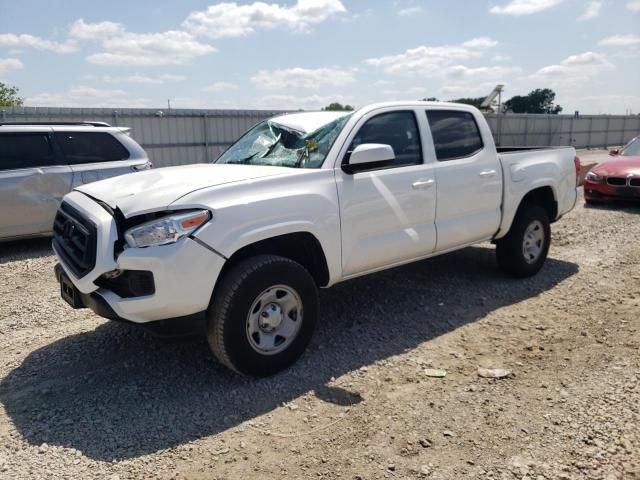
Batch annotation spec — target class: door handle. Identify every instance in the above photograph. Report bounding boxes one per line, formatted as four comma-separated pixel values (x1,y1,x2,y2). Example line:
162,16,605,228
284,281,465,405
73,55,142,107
412,178,435,189
479,169,497,178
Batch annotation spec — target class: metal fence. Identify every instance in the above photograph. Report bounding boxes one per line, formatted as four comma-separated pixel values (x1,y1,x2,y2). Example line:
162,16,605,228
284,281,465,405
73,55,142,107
485,113,640,150
2,107,639,167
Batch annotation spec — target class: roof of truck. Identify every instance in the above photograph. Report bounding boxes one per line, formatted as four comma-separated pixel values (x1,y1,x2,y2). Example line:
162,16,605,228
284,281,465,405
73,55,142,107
269,101,476,134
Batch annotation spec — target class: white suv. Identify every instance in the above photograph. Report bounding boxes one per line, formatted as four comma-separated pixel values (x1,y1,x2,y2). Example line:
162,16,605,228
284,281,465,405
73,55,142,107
0,122,151,241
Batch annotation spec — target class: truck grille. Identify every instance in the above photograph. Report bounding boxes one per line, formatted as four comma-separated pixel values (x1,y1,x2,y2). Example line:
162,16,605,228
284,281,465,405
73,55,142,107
630,178,640,187
606,177,626,186
53,202,97,278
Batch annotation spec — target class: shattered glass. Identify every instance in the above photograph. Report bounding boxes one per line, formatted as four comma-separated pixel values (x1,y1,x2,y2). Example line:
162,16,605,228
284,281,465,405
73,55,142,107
215,114,352,169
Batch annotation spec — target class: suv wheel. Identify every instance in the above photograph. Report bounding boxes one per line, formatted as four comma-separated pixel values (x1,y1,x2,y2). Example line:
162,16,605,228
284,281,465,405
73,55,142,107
207,255,318,376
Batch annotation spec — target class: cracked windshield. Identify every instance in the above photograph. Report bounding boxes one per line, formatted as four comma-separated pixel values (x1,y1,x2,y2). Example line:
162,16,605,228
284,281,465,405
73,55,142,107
215,113,352,168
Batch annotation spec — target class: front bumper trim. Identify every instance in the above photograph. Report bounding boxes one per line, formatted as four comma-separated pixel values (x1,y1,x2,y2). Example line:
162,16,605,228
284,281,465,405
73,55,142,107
54,263,206,336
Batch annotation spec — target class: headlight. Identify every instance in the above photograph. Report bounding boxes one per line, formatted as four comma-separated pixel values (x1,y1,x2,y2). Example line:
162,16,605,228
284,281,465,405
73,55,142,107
585,171,604,183
124,210,211,248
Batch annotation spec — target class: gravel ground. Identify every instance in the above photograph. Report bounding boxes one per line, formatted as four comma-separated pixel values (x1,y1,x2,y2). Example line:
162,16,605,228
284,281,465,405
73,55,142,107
0,188,638,480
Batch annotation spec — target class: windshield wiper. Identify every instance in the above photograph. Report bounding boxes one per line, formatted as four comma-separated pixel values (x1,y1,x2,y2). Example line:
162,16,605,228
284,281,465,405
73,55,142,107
260,133,282,159
225,151,260,164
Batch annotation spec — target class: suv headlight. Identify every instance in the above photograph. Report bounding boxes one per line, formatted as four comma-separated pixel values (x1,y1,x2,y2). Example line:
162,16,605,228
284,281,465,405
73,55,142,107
124,210,211,248
585,171,604,183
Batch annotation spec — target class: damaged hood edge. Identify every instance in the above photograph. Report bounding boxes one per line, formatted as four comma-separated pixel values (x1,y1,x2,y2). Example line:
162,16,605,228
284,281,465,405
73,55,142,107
74,163,297,217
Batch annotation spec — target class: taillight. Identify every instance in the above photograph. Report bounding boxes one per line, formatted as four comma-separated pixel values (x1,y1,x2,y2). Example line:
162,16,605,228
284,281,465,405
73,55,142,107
574,155,581,186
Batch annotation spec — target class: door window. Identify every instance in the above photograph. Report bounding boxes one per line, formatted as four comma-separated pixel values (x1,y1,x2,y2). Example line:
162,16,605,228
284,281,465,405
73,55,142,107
348,111,422,168
0,133,54,170
426,110,484,161
55,132,129,164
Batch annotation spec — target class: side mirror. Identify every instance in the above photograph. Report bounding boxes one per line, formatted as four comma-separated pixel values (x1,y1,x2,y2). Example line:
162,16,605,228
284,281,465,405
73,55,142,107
609,148,620,156
342,144,395,174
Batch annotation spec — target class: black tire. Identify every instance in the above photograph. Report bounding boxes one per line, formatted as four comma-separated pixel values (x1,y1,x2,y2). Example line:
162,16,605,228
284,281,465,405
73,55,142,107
207,254,318,376
496,203,551,278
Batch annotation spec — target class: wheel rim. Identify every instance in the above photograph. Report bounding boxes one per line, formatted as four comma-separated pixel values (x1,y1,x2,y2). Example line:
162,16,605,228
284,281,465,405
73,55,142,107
522,220,545,264
246,285,303,355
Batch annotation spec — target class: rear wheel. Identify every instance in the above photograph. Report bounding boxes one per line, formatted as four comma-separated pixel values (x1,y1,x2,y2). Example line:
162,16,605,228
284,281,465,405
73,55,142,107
496,203,551,278
207,255,318,376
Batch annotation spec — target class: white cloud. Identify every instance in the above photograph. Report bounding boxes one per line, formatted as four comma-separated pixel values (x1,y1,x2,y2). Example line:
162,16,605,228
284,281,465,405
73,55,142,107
441,66,521,97
0,33,76,53
462,37,499,49
256,93,352,110
446,65,522,81
577,0,602,20
182,0,347,38
0,58,24,76
100,73,187,84
364,37,499,77
168,97,203,108
102,75,158,84
251,67,356,89
202,81,239,92
85,29,216,66
599,34,640,46
161,74,187,82
69,19,125,39
531,51,614,84
25,86,152,107
626,0,640,12
67,19,216,66
490,0,563,16
397,6,422,16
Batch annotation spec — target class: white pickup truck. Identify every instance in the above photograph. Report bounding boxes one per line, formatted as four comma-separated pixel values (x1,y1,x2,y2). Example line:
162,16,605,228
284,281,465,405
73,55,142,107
53,102,579,376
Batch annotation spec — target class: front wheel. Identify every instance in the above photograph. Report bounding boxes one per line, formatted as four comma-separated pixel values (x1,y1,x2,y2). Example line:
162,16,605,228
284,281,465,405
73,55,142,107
207,255,318,376
496,203,551,278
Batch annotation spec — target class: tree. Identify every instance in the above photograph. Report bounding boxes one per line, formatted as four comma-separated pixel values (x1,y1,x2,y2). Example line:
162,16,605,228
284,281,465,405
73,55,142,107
503,88,562,114
421,97,439,101
0,82,24,107
448,97,486,108
322,102,354,111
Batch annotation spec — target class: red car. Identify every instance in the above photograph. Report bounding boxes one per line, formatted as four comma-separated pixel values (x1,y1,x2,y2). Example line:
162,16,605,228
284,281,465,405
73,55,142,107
584,135,640,203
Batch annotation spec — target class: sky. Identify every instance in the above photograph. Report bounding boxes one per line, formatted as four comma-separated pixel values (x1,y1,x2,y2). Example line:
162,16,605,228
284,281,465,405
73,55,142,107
0,0,639,114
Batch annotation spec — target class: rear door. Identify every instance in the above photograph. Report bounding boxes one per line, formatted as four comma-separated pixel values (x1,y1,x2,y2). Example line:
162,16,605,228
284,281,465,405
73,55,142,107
0,130,73,239
424,109,502,251
54,130,147,188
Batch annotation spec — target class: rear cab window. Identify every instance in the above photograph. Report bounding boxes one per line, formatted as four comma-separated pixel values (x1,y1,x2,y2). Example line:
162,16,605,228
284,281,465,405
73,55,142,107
425,110,484,161
54,132,130,164
0,133,55,170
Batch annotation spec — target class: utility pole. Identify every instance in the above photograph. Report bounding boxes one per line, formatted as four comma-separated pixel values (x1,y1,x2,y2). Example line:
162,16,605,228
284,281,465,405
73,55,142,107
167,99,171,110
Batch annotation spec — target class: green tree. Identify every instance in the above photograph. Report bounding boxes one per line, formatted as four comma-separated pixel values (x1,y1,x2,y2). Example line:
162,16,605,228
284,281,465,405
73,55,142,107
503,88,562,114
0,82,24,107
448,97,486,108
421,97,439,101
322,102,354,111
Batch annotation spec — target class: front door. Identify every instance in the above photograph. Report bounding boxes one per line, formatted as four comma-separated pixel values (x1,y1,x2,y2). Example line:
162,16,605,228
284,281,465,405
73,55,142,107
336,109,437,277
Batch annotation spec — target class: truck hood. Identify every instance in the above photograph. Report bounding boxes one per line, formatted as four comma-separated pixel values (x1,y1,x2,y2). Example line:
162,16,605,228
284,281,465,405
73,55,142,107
75,163,295,217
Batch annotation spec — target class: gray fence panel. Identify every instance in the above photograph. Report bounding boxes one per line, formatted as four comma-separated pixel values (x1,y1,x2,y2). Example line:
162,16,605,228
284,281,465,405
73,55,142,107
2,107,639,168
